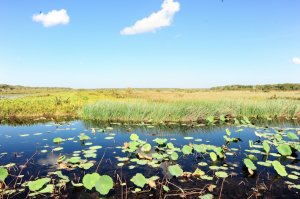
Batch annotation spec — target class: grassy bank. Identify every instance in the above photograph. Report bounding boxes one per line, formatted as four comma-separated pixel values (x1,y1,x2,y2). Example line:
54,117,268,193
81,99,300,122
1,88,300,122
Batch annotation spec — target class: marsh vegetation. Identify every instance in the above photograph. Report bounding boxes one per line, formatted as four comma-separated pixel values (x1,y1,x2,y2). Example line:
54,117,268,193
1,85,300,123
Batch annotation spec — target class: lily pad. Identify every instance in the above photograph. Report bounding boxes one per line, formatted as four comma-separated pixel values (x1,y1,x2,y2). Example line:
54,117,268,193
210,152,217,162
277,144,292,156
83,173,100,190
28,178,51,192
272,160,288,177
130,173,148,188
53,137,63,144
153,138,167,145
168,164,183,177
244,158,257,170
141,143,151,152
0,167,8,182
95,175,114,195
182,145,193,155
130,134,139,141
215,171,228,178
287,132,299,140
170,152,179,161
263,140,270,154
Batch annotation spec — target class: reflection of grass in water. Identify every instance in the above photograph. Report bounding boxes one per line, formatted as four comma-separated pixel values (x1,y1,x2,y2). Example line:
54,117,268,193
0,89,299,121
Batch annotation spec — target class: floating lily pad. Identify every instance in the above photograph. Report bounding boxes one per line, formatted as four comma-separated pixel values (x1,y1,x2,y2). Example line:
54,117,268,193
83,173,100,190
0,167,8,182
130,134,139,141
130,173,148,188
168,164,183,177
272,160,288,177
287,132,299,140
28,178,51,192
210,152,217,162
95,175,114,195
263,140,270,154
244,158,257,170
215,171,228,178
153,138,167,145
141,143,151,152
182,145,193,155
53,137,63,143
170,152,179,161
277,144,292,156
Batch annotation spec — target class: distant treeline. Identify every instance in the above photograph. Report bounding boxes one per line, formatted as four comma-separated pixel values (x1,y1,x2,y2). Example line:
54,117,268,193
1,83,300,92
0,84,72,90
0,84,72,93
211,84,300,91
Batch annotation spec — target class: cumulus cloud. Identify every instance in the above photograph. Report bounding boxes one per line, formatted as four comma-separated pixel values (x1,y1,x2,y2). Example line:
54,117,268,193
292,57,300,65
120,0,180,35
32,9,70,27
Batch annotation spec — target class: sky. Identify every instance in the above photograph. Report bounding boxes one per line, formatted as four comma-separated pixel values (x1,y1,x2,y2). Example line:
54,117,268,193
0,0,300,88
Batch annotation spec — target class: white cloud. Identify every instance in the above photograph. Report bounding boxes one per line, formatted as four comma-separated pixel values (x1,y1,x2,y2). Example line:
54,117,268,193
292,57,300,65
120,0,180,35
32,9,70,27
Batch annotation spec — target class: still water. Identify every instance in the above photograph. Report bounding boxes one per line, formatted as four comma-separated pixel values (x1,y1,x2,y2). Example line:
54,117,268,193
0,120,299,198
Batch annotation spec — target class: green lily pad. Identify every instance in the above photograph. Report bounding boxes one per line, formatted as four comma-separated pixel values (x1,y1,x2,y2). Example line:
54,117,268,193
277,144,292,156
130,173,148,188
263,140,270,154
130,134,139,141
193,144,206,153
272,160,287,176
170,152,179,161
141,143,151,152
68,157,81,164
83,173,100,190
168,164,183,177
163,185,170,192
95,175,114,195
53,137,63,143
0,167,8,182
167,143,174,149
79,162,94,170
244,158,257,170
287,132,299,140
28,178,51,192
199,193,214,199
193,168,205,176
215,171,228,178
210,152,217,162
79,134,91,141
153,138,167,145
182,145,193,155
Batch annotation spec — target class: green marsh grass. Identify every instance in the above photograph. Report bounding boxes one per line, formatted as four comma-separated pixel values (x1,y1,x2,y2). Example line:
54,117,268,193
81,99,300,122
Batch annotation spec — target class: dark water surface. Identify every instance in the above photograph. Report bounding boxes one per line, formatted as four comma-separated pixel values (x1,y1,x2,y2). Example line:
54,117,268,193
0,121,299,198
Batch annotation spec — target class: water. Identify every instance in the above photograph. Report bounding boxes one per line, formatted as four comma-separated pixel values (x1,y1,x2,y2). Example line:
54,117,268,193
0,120,299,198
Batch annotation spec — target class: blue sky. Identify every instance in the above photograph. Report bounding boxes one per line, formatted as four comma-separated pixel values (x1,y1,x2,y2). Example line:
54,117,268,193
1,0,300,88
